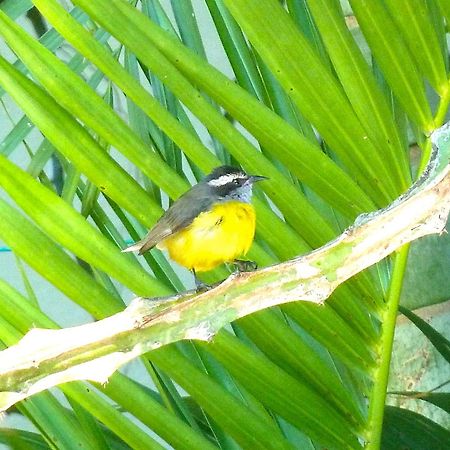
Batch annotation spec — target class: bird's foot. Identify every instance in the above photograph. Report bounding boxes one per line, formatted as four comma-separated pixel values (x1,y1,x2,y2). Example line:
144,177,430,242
195,279,212,292
231,259,258,273
192,270,212,292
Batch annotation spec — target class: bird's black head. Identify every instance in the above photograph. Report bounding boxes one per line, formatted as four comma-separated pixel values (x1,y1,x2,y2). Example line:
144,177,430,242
203,166,267,203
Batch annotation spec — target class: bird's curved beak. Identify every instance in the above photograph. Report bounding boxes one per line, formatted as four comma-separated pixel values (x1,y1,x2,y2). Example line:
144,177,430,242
249,175,268,183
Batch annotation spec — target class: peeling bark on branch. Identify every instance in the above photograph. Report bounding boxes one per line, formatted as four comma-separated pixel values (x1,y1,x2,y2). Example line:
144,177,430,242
0,123,449,412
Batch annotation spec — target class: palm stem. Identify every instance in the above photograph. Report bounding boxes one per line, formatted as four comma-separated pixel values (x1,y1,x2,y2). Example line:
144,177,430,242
366,244,410,448
418,78,450,174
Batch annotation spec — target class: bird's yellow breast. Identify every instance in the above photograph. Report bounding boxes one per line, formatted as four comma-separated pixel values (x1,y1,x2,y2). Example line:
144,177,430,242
158,201,256,272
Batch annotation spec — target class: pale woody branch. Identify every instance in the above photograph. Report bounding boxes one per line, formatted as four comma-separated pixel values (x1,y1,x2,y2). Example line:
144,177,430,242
0,123,449,413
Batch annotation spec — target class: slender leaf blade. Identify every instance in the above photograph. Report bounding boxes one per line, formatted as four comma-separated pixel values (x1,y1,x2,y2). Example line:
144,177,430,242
0,200,122,317
384,0,448,95
0,155,169,297
398,305,450,363
382,406,450,449
349,0,434,131
149,345,295,450
223,0,397,205
306,0,411,193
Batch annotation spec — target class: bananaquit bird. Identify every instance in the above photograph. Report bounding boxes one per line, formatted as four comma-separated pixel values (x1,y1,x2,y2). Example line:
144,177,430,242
123,166,266,279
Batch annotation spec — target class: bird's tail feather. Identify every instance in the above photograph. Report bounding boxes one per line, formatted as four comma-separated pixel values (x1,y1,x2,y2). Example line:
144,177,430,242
122,239,155,255
121,242,142,253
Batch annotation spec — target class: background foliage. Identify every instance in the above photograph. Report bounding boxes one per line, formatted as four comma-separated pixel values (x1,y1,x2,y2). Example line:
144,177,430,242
0,0,449,449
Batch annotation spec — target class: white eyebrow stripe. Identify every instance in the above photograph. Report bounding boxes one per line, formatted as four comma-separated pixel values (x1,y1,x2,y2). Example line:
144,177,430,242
207,173,245,186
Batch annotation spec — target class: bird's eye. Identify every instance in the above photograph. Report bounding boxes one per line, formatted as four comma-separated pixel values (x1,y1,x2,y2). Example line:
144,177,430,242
233,179,240,185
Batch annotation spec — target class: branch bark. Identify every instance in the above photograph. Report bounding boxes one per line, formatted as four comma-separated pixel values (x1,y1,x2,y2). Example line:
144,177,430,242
0,123,449,412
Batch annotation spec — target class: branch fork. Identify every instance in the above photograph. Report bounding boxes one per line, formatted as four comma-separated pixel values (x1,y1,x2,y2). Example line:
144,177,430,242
0,123,449,412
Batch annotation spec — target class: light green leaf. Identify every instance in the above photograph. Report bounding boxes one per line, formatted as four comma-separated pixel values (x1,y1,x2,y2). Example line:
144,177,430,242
383,0,448,96
0,54,163,229
0,200,123,318
223,0,398,205
0,0,33,19
204,330,362,449
306,0,411,193
0,155,169,297
348,0,434,131
149,346,295,450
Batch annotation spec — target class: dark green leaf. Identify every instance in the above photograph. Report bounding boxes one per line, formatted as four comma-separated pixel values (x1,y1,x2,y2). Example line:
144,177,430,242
398,305,450,364
382,405,450,449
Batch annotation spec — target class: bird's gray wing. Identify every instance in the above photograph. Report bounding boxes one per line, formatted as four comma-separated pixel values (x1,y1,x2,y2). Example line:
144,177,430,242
124,184,214,255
